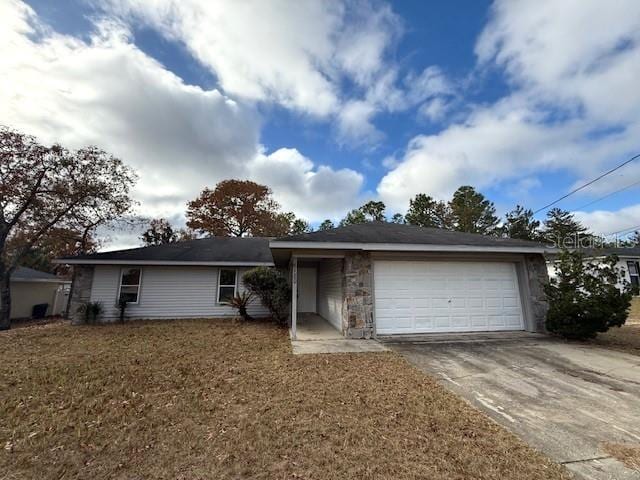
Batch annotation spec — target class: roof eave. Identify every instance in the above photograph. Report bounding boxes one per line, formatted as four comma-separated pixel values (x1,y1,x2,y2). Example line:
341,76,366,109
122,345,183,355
52,259,275,267
12,278,71,284
269,240,547,254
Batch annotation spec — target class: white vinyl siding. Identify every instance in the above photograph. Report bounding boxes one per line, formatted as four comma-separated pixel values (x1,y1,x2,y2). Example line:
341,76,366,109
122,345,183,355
317,259,343,331
548,257,640,294
374,260,524,334
90,265,269,321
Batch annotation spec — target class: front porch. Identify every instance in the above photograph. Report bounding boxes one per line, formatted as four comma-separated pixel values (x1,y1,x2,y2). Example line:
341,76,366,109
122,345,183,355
283,252,374,341
292,312,388,354
295,313,342,341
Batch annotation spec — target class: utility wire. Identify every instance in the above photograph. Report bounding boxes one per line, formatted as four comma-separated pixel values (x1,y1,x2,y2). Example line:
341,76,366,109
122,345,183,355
533,152,640,214
607,223,640,236
572,178,640,211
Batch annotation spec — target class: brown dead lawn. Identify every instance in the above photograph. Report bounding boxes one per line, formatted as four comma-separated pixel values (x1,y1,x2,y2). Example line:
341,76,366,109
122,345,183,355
603,443,640,470
591,324,640,356
629,297,640,322
0,319,570,480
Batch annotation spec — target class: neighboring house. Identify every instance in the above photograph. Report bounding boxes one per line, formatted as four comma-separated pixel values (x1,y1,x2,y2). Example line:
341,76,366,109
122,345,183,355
4,267,70,319
546,247,640,293
58,223,550,339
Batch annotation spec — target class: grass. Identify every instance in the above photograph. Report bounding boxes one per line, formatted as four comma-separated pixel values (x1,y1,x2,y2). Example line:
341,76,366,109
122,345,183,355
0,319,570,480
629,297,640,322
591,324,640,356
603,443,640,470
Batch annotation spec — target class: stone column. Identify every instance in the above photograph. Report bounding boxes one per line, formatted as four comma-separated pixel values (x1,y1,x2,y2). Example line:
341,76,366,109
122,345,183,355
524,254,549,333
69,265,94,325
342,252,374,338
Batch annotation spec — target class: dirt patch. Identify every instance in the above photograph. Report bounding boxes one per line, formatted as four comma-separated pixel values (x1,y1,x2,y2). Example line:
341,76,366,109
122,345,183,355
591,324,640,356
0,319,570,480
603,443,640,470
628,297,640,324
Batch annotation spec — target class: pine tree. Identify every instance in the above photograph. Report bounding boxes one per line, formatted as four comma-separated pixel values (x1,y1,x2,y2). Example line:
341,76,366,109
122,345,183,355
543,208,589,248
318,219,335,230
339,201,386,226
391,213,405,224
404,193,453,229
503,205,541,241
449,186,499,235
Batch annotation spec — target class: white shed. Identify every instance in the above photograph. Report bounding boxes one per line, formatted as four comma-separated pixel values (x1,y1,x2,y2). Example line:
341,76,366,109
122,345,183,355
5,267,70,319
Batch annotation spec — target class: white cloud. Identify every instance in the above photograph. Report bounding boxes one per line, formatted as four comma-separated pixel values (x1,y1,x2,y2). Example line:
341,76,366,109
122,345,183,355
419,97,449,122
99,0,402,119
405,66,454,105
336,100,382,146
248,148,364,220
378,97,585,211
476,0,640,126
379,0,640,212
98,0,454,146
574,204,640,236
335,65,455,146
0,3,259,221
1,0,366,240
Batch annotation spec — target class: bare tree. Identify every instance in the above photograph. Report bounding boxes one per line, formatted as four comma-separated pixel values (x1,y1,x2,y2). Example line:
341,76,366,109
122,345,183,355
0,127,137,329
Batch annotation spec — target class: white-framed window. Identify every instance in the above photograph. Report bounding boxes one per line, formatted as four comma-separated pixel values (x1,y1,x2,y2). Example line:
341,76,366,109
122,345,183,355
628,261,640,292
118,267,142,304
217,268,237,304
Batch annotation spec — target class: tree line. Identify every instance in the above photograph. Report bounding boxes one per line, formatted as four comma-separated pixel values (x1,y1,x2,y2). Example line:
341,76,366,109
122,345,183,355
141,181,623,249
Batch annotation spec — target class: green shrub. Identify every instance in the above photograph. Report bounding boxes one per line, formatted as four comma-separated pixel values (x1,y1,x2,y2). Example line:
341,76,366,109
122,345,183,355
242,267,291,325
545,250,633,339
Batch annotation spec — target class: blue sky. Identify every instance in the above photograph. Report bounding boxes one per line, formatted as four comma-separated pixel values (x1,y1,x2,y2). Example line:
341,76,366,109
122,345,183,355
3,0,640,246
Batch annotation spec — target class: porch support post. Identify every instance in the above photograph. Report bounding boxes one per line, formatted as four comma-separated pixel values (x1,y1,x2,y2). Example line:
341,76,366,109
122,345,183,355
291,255,298,340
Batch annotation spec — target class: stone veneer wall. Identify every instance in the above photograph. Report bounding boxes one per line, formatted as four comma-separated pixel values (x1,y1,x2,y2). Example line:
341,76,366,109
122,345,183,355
523,254,549,333
342,252,374,338
69,265,94,325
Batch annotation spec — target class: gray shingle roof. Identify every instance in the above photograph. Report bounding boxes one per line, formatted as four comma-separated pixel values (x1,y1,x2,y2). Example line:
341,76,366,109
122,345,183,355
273,222,546,249
58,237,274,265
12,266,64,282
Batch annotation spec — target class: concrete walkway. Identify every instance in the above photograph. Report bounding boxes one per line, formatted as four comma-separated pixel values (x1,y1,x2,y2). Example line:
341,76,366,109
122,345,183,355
295,313,343,340
292,313,388,354
388,335,640,480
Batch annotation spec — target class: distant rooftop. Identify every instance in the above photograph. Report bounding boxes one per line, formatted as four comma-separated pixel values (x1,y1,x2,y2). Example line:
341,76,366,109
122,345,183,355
12,266,66,282
551,246,640,258
57,237,274,265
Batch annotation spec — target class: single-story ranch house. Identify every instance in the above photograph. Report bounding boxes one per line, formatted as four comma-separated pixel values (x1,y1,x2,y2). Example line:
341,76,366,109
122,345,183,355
547,246,640,292
57,222,550,339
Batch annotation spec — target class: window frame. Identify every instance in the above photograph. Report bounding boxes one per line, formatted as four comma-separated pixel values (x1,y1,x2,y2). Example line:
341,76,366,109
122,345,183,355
217,268,238,304
118,267,142,305
628,260,640,290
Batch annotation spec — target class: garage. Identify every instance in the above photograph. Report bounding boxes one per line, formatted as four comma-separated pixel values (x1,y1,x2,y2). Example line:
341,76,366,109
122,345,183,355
374,260,525,335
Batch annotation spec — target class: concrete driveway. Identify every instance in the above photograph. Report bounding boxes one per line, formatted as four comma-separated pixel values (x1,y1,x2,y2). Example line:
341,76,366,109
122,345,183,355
387,334,640,480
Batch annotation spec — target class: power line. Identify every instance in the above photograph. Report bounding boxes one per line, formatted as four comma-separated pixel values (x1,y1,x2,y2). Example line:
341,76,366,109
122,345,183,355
607,223,640,236
572,178,640,211
533,152,640,214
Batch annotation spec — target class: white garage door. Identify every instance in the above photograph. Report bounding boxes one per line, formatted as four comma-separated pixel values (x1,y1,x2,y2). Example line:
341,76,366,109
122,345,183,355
374,261,525,335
